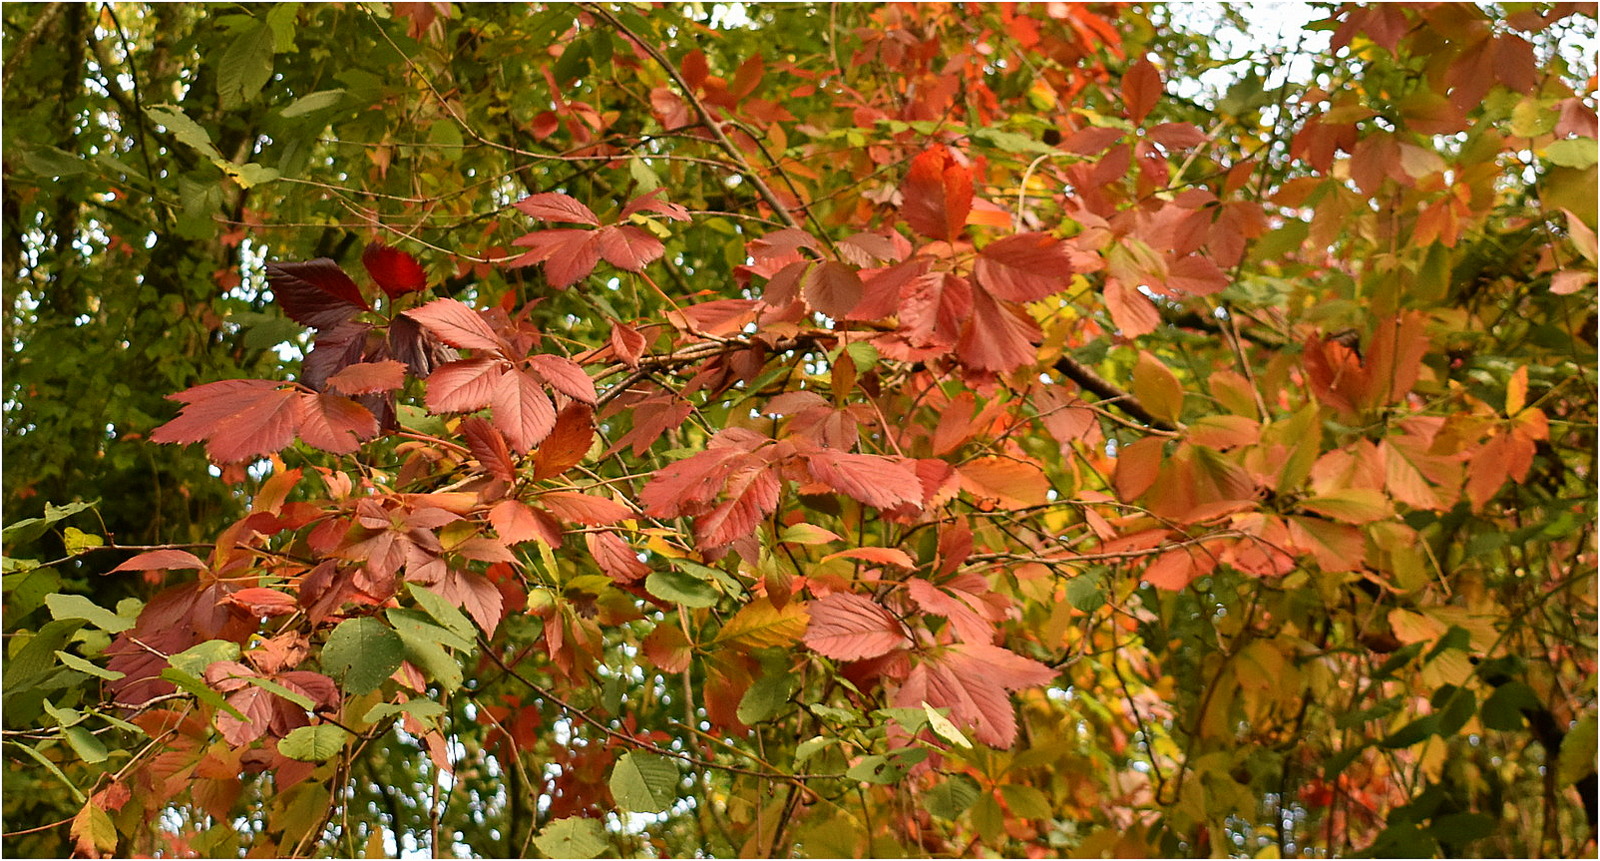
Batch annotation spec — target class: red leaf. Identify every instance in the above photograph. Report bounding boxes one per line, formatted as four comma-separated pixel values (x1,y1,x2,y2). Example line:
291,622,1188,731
492,368,557,453
805,450,925,510
906,577,996,643
609,321,647,369
489,499,563,546
226,587,299,617
802,592,911,660
640,447,747,516
425,358,505,413
1104,279,1160,337
532,403,595,480
897,643,1055,748
957,456,1051,509
898,271,971,347
901,146,973,242
586,530,649,583
538,490,632,526
823,547,916,569
295,392,378,454
153,380,300,464
509,229,601,288
1123,58,1162,125
801,261,864,318
1143,548,1198,591
1165,254,1228,296
643,622,692,673
111,549,206,572
213,685,276,746
514,192,599,226
267,259,371,330
974,233,1075,302
694,464,781,549
324,360,407,395
956,288,1041,373
362,243,428,298
302,322,374,392
462,417,517,482
620,188,691,222
525,354,598,404
404,298,504,353
433,568,505,635
595,224,665,272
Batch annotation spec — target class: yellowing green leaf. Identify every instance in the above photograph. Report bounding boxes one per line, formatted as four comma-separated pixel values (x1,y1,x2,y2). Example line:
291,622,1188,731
1131,350,1184,424
714,597,808,649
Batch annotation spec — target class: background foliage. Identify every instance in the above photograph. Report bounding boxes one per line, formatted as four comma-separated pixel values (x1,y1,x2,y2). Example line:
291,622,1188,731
3,2,1597,858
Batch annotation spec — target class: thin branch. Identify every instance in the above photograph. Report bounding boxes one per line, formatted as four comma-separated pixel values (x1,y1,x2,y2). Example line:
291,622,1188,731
1054,353,1181,432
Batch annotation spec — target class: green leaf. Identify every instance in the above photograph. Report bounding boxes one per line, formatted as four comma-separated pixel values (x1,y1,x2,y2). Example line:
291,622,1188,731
794,736,836,765
18,146,90,178
393,620,465,690
280,88,345,118
387,608,475,652
265,3,299,51
1066,572,1103,613
924,774,981,819
217,21,276,109
408,583,479,640
1557,712,1597,786
971,126,1057,155
1510,98,1556,138
629,156,661,191
144,105,221,158
64,726,108,764
4,567,61,622
970,792,1005,843
218,161,281,188
62,527,103,556
845,754,897,784
278,724,350,762
645,569,719,608
736,671,796,724
609,751,679,813
362,699,447,725
53,651,124,681
9,741,85,802
167,639,242,678
1547,138,1599,169
533,816,607,859
1380,714,1437,749
45,593,133,633
999,784,1053,820
322,618,405,695
157,668,245,719
243,675,315,711
1131,351,1184,424
3,619,86,690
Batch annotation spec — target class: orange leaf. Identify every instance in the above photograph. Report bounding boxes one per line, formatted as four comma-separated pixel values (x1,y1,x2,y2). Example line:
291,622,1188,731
958,456,1050,509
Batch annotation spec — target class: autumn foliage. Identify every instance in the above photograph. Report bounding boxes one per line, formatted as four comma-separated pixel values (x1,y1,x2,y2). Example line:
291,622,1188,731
3,2,1597,858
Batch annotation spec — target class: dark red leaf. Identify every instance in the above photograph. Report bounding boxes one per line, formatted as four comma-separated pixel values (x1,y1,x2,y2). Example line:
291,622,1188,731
267,259,371,330
532,402,595,480
404,298,505,353
492,368,557,453
900,146,973,242
388,314,458,379
801,261,864,318
362,243,428,298
803,592,910,660
514,192,600,226
1123,58,1162,125
302,322,374,392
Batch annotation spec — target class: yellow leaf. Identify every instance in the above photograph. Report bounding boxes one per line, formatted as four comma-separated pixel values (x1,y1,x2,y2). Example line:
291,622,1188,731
713,597,808,650
1131,350,1184,424
1505,365,1528,416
